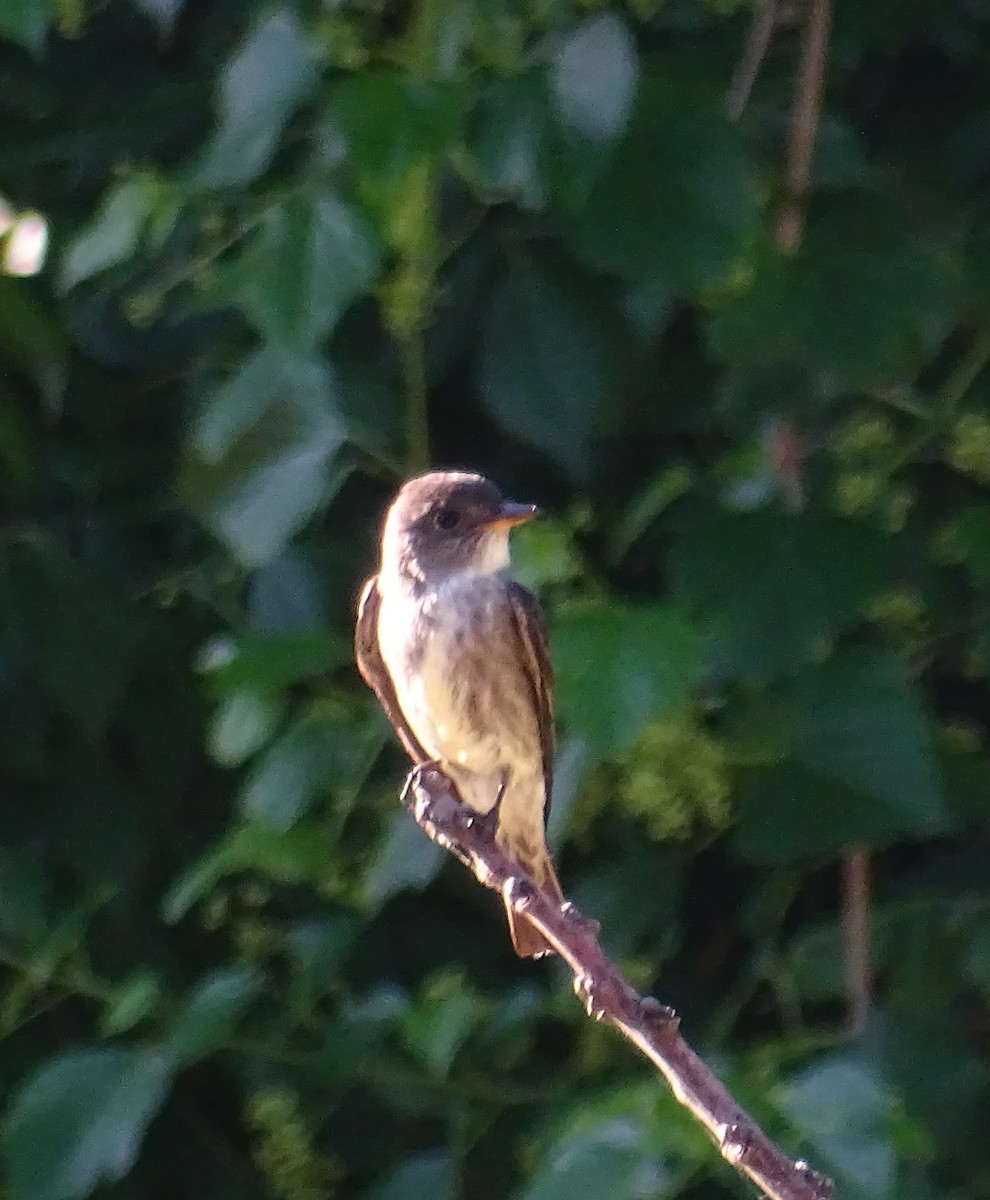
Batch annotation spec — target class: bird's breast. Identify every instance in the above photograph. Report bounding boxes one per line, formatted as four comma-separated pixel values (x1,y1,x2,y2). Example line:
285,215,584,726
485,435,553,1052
377,574,539,797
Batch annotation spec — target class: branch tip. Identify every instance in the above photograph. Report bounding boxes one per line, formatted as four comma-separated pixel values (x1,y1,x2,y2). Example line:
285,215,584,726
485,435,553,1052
398,766,833,1200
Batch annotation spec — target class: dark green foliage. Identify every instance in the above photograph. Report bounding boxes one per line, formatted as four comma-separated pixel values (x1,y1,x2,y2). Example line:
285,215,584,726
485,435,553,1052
0,2,989,1199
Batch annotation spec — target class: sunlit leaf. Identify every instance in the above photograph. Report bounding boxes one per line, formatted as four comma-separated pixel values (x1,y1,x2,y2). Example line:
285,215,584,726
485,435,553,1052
365,1152,457,1200
779,1055,896,1200
364,812,445,906
60,178,155,292
207,688,283,766
521,1117,674,1200
237,193,381,350
3,1048,173,1200
186,347,345,566
195,9,316,187
551,13,638,144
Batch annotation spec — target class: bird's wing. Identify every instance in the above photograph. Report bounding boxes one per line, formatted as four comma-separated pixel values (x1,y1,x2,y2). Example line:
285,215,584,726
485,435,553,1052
506,582,555,821
355,575,430,765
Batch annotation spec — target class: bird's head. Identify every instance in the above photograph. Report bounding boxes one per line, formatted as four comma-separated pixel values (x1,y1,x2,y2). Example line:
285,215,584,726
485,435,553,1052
381,471,537,585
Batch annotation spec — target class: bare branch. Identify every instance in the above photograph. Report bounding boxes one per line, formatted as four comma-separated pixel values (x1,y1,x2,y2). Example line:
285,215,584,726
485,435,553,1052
776,0,833,252
842,846,872,1034
726,0,779,122
402,765,833,1200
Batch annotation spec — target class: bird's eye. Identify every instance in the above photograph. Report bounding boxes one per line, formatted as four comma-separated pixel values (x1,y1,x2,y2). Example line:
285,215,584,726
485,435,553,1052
434,506,459,531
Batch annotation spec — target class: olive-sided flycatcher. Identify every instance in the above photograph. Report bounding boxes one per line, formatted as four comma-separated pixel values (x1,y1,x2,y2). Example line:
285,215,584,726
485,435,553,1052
355,471,563,957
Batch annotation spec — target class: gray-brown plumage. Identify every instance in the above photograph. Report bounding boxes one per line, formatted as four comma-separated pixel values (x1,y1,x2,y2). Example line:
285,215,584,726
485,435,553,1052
355,471,563,957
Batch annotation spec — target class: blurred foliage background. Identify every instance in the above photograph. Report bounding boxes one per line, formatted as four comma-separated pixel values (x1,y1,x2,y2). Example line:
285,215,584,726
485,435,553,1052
1,1,990,1198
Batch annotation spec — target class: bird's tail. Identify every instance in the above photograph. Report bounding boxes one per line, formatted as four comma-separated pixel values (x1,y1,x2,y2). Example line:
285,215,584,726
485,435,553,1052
504,851,564,959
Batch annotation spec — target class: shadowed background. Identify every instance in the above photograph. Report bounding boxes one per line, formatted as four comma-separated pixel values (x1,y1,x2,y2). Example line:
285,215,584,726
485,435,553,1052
0,2,988,1199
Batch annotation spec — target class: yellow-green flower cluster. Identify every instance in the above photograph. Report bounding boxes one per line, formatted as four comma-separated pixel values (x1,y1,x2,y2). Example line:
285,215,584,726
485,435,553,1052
247,1089,336,1200
831,412,913,530
618,716,730,840
948,413,990,485
864,589,927,642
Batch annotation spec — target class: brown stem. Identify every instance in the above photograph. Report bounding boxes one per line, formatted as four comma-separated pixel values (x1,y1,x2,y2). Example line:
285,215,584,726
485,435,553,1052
402,766,833,1200
726,0,779,121
776,0,832,252
841,846,872,1034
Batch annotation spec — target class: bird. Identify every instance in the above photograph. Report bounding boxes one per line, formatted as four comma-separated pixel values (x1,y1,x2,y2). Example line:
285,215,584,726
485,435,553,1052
354,470,563,958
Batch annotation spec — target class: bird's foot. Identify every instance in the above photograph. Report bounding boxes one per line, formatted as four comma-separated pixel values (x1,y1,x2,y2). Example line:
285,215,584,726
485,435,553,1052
463,766,510,841
466,807,500,840
399,760,446,809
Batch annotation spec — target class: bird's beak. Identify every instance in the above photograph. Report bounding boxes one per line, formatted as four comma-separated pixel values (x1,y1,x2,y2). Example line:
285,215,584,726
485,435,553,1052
484,501,539,532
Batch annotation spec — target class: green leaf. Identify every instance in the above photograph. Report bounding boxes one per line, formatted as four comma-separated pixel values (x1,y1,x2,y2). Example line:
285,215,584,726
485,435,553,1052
671,510,895,681
100,973,161,1037
60,177,155,292
239,717,333,830
558,74,758,292
247,550,329,633
401,971,486,1075
787,658,946,827
286,915,359,1006
949,505,990,585
521,1118,673,1200
207,689,282,766
330,73,462,184
553,603,705,754
3,1047,173,1200
237,193,381,351
0,277,68,406
162,822,333,923
186,347,345,566
198,630,350,692
365,1152,457,1200
195,9,316,188
710,194,954,387
551,13,638,144
864,1009,990,1155
133,0,184,34
0,848,47,946
0,0,56,53
4,540,138,737
467,73,549,210
478,253,629,478
964,220,990,319
510,518,584,591
364,813,445,907
733,655,949,861
778,1054,896,1200
168,968,259,1063
608,465,693,564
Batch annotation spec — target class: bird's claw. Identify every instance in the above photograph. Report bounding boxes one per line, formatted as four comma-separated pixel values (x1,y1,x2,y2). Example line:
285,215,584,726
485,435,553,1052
399,760,448,810
503,874,537,911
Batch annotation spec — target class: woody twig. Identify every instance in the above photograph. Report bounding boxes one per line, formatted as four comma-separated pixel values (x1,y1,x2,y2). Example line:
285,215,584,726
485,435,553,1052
400,764,833,1200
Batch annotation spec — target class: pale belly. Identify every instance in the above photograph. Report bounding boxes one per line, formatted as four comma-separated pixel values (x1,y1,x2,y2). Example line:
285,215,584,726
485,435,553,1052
378,576,540,815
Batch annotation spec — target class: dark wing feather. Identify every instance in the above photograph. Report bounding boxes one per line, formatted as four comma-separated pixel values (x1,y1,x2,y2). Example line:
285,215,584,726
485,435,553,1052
506,582,555,821
355,575,430,766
